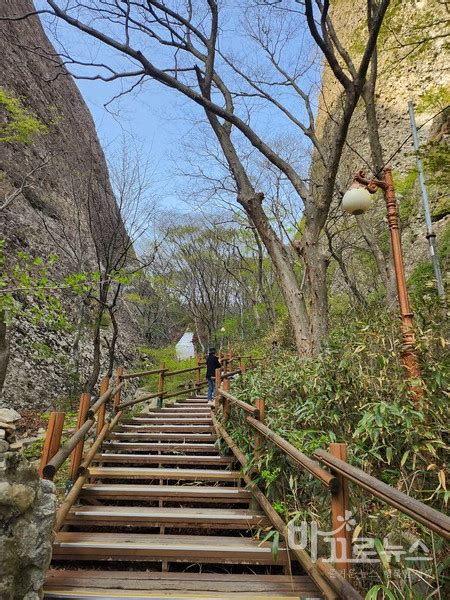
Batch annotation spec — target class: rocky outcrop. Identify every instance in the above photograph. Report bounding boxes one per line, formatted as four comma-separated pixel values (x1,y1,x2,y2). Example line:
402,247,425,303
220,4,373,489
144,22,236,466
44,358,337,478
314,0,449,284
0,408,56,600
0,1,142,409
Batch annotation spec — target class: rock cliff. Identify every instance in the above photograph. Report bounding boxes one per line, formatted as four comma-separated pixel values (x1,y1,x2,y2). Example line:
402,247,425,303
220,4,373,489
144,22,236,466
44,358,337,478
314,0,449,290
0,0,141,410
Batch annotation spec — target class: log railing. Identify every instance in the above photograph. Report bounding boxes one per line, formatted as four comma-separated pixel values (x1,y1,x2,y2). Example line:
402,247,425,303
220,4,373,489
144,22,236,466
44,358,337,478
214,381,450,591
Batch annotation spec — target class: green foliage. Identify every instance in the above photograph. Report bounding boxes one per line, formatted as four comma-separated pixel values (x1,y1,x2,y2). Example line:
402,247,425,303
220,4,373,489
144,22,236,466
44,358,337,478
393,168,418,223
0,242,71,331
416,86,450,115
136,344,198,393
0,87,47,143
226,302,448,594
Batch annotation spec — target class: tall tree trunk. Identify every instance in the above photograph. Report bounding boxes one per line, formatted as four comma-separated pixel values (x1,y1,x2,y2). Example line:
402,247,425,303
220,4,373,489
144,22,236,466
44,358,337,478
107,307,119,378
300,228,330,350
253,227,276,326
84,305,103,394
202,107,312,355
245,196,311,354
0,310,10,394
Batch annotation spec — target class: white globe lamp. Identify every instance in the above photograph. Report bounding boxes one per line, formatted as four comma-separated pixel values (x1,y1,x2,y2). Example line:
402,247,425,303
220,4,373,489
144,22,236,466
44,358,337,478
342,186,372,215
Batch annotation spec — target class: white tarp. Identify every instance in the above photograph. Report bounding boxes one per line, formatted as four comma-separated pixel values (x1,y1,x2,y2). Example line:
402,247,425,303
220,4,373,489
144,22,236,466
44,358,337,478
175,331,195,360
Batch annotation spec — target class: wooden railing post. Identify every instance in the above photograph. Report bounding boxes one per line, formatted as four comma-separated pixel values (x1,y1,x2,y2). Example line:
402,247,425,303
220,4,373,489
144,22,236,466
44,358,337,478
329,442,351,575
113,367,124,408
158,362,165,409
69,393,90,482
39,411,65,477
239,355,246,374
96,376,109,436
254,398,265,460
214,366,222,410
223,377,230,423
195,356,201,395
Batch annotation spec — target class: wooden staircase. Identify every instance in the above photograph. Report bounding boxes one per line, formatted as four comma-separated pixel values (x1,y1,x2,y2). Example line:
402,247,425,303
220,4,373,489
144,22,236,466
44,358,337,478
44,396,323,599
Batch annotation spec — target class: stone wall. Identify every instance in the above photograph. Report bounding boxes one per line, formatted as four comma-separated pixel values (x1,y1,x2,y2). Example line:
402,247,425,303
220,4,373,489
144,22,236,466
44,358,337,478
0,408,56,600
315,0,449,283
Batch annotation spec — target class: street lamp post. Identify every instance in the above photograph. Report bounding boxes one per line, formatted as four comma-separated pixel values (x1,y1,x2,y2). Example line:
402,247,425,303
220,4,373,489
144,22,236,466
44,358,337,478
342,168,422,400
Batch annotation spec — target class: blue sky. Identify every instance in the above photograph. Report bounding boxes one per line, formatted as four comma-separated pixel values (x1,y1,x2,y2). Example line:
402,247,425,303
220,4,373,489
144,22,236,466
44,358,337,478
37,2,321,216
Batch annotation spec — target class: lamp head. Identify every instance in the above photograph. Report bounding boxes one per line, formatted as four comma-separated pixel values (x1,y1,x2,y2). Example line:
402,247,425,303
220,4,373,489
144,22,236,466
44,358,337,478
342,183,372,215
220,327,226,333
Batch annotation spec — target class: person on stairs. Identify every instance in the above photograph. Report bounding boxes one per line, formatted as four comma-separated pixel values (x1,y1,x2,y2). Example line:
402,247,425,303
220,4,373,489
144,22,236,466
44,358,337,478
206,347,221,402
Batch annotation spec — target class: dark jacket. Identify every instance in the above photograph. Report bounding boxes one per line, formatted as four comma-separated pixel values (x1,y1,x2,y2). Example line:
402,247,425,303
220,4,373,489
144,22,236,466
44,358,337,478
206,354,221,379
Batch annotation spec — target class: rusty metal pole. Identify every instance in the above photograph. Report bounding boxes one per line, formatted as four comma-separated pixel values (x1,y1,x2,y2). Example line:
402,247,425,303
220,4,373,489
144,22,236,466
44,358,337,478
69,393,90,482
382,168,422,395
354,168,423,403
158,362,165,409
329,443,351,576
96,376,109,436
214,366,222,410
39,411,65,477
113,367,124,408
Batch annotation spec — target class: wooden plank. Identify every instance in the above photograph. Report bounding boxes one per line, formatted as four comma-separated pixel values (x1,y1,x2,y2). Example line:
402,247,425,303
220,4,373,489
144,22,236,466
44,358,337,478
92,454,233,466
80,484,252,503
65,505,269,528
44,591,309,599
102,442,219,453
115,424,214,433
148,408,211,414
52,532,288,565
45,571,321,596
88,467,241,481
121,418,213,425
109,433,217,442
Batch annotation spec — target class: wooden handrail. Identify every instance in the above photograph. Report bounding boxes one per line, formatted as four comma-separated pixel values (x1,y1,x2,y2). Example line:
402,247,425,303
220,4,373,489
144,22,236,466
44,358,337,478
247,416,338,492
87,381,124,418
53,413,121,532
315,449,450,540
43,417,95,480
219,388,259,417
116,381,209,411
165,365,200,377
121,367,165,379
222,368,241,379
122,360,207,381
117,390,161,410
212,415,344,600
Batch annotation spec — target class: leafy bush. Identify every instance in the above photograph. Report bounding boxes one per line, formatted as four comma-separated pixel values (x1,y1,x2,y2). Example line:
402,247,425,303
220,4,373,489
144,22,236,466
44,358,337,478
226,304,448,596
0,87,47,143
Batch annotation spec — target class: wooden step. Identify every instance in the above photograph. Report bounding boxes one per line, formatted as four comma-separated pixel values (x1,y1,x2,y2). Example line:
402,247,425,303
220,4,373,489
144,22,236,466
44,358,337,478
65,505,268,529
102,442,219,453
121,417,213,424
92,454,233,466
52,532,288,565
109,432,217,442
115,424,214,433
80,483,252,504
88,466,241,482
175,396,208,404
45,571,321,598
144,408,211,415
